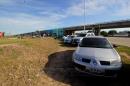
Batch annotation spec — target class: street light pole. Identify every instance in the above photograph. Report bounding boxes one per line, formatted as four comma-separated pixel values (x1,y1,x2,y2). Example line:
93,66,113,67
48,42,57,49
84,0,86,31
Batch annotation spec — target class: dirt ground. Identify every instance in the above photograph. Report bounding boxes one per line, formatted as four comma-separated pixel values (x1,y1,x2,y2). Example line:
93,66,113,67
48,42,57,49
107,37,130,47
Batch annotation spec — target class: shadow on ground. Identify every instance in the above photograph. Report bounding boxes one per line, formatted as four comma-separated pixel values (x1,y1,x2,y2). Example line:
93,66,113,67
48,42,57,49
43,50,130,86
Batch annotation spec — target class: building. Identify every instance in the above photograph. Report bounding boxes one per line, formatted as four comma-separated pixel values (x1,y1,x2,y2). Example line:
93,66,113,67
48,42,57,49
42,28,64,38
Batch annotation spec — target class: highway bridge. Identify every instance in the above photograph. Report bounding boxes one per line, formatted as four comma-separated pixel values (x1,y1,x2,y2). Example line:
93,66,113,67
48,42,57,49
64,20,130,35
17,19,130,37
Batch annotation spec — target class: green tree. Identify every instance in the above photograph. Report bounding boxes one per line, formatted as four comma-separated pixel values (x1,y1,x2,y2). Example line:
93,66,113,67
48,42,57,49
108,30,117,36
100,31,108,36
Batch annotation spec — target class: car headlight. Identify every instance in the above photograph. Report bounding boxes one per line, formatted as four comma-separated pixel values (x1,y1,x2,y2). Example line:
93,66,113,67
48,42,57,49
73,53,82,61
75,56,82,61
111,60,122,66
92,59,98,66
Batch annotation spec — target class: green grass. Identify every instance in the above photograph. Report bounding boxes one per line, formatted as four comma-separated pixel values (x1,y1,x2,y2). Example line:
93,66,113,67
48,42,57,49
0,38,19,45
115,46,130,65
0,48,3,54
116,45,130,56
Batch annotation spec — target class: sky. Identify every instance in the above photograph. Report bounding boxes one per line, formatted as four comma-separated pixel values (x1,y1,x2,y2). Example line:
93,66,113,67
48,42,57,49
0,0,130,35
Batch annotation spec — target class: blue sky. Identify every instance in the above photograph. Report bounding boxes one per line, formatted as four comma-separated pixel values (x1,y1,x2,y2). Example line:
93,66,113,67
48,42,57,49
0,0,130,35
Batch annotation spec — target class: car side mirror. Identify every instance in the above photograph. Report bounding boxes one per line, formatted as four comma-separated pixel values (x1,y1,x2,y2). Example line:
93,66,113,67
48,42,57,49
113,44,118,48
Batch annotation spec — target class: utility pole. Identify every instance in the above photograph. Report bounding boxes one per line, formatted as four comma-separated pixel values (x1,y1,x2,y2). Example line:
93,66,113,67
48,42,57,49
84,0,86,31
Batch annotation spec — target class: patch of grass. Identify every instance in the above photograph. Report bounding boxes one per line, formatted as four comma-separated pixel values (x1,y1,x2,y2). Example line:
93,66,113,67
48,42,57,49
0,37,60,86
116,45,130,55
120,55,130,64
0,38,19,45
0,48,3,54
115,46,130,79
115,46,130,64
10,49,20,59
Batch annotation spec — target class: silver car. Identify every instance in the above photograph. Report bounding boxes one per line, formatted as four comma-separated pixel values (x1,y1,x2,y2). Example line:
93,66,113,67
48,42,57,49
73,36,122,77
63,35,75,44
72,32,95,45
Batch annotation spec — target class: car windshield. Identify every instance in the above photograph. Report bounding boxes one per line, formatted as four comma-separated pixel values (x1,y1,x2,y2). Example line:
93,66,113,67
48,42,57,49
80,38,112,48
76,34,86,37
68,35,74,38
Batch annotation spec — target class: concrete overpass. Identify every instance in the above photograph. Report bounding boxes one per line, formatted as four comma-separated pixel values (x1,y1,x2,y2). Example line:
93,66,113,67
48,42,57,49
16,19,130,37
64,20,130,35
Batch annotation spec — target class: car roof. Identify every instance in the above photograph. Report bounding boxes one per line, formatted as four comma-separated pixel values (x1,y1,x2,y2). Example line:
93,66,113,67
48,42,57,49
83,36,105,39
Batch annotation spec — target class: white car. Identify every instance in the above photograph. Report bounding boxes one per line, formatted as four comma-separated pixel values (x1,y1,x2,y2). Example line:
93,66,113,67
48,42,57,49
86,32,95,36
72,36,122,77
63,35,75,44
72,32,95,44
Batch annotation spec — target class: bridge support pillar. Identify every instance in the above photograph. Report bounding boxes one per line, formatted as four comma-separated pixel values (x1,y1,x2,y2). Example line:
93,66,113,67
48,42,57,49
128,32,130,37
94,29,100,36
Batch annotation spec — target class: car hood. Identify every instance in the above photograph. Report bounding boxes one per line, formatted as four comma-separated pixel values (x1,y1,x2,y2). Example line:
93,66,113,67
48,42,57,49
73,37,83,40
75,47,121,61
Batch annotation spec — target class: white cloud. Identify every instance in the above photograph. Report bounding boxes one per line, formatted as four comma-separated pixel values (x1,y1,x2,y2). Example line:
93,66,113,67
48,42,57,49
0,0,14,5
66,0,106,16
115,1,130,16
66,0,130,17
0,12,64,34
39,11,67,20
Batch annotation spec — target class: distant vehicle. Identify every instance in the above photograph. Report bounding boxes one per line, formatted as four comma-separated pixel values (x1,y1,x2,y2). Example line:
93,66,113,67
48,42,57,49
72,36,122,77
72,31,95,44
86,32,95,36
63,35,75,44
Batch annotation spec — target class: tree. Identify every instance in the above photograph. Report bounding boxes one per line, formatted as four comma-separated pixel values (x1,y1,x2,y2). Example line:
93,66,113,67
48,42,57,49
100,31,108,36
108,30,117,36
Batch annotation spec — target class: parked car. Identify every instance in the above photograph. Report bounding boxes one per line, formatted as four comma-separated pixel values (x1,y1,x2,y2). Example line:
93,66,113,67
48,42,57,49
63,35,75,44
72,32,95,45
72,36,122,77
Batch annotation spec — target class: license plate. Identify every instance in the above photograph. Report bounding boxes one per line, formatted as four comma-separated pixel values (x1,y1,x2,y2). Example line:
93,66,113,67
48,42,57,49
86,67,104,73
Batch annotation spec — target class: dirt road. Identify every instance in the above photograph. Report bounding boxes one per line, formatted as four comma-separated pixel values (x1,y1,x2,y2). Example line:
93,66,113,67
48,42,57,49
107,37,130,47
